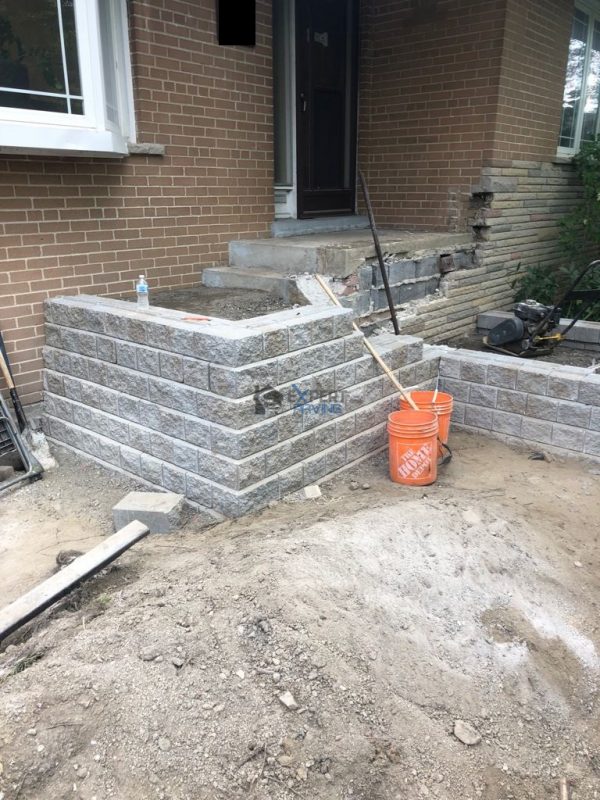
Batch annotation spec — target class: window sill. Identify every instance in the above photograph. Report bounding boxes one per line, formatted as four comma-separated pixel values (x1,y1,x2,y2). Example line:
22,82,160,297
0,122,130,158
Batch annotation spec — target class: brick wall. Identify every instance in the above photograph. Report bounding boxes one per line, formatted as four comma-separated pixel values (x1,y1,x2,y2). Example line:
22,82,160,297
358,0,507,232
491,0,572,163
0,0,273,404
471,0,579,313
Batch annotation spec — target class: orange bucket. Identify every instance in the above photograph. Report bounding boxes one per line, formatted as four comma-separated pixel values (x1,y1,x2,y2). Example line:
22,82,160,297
400,391,453,459
387,409,439,486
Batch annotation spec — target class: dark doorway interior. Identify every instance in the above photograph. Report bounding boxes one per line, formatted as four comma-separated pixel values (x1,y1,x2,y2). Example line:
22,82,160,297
295,0,359,218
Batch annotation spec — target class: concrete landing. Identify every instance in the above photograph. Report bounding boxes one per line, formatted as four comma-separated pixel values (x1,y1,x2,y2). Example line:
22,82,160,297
271,215,369,238
230,230,474,277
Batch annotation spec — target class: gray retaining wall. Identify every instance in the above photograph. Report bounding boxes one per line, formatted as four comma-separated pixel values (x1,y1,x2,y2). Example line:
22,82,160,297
437,347,600,459
43,296,438,523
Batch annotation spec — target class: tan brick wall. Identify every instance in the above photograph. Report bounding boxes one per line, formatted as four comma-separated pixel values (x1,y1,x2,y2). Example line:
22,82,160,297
358,0,507,232
474,0,580,316
490,0,572,163
0,0,273,404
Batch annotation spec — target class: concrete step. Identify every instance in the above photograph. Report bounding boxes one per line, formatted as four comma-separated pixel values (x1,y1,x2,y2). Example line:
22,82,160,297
201,266,306,305
229,230,474,277
271,215,369,238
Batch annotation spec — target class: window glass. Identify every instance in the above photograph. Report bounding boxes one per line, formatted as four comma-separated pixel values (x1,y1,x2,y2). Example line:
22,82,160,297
582,19,600,142
99,0,119,124
559,8,589,149
0,0,83,114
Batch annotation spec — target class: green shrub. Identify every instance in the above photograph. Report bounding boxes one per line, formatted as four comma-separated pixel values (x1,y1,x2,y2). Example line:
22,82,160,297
560,137,600,266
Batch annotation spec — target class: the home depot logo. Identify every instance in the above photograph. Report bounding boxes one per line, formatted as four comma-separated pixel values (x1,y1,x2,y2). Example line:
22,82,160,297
397,443,433,481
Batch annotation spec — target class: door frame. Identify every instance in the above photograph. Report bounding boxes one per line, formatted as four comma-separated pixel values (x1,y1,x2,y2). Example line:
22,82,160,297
273,0,298,219
273,0,359,220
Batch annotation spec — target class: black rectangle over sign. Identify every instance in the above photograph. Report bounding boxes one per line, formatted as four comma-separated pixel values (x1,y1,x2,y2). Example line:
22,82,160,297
217,0,256,45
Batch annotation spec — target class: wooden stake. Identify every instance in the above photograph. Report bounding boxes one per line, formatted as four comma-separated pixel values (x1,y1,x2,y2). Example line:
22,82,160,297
314,274,419,410
0,520,149,642
559,777,570,800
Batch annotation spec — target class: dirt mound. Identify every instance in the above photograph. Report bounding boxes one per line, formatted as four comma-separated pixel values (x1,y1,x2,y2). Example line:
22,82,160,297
1,434,599,799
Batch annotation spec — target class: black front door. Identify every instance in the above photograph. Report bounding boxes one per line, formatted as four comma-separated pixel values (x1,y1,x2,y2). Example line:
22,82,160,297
295,0,359,218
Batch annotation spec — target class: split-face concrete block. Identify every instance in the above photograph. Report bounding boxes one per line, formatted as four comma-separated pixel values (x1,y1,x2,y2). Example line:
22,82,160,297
440,377,469,402
439,356,462,379
469,384,498,408
162,464,187,495
526,395,558,422
516,369,548,395
159,352,184,382
464,405,493,429
551,424,585,452
578,376,600,406
521,417,553,445
556,401,591,429
496,389,528,415
492,410,522,436
548,373,582,401
584,430,600,456
460,360,487,383
486,364,518,389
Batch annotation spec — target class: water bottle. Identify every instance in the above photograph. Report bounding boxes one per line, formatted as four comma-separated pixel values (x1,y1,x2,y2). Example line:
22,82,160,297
136,274,149,309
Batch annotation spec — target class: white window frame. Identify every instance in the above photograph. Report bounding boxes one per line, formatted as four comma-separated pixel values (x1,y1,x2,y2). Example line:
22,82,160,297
0,0,136,157
558,1,600,157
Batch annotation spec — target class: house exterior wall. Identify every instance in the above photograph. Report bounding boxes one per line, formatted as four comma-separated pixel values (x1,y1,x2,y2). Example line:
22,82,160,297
1,0,273,404
357,0,507,231
357,0,580,339
473,0,577,315
0,0,581,403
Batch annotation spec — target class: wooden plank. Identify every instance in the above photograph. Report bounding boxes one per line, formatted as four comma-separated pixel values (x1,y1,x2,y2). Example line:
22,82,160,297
0,520,149,642
314,274,419,410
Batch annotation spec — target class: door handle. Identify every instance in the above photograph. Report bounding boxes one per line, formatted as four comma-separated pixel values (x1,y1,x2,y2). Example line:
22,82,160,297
300,92,308,113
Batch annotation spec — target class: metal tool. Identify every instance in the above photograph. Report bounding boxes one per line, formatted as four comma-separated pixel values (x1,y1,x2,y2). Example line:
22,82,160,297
359,168,400,335
0,394,43,494
484,259,600,357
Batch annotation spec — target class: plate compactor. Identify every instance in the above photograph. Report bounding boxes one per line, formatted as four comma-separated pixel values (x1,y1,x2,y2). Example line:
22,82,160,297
484,259,600,358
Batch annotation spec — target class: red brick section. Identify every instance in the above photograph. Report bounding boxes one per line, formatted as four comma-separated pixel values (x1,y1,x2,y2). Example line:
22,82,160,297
490,0,572,163
358,0,507,232
0,0,273,404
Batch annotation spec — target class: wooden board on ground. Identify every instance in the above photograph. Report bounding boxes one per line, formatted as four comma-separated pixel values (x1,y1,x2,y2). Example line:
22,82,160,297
0,520,149,642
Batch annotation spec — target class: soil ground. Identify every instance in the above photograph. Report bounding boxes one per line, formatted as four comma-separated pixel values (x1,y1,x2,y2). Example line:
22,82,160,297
1,434,600,800
124,285,305,321
450,332,598,369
